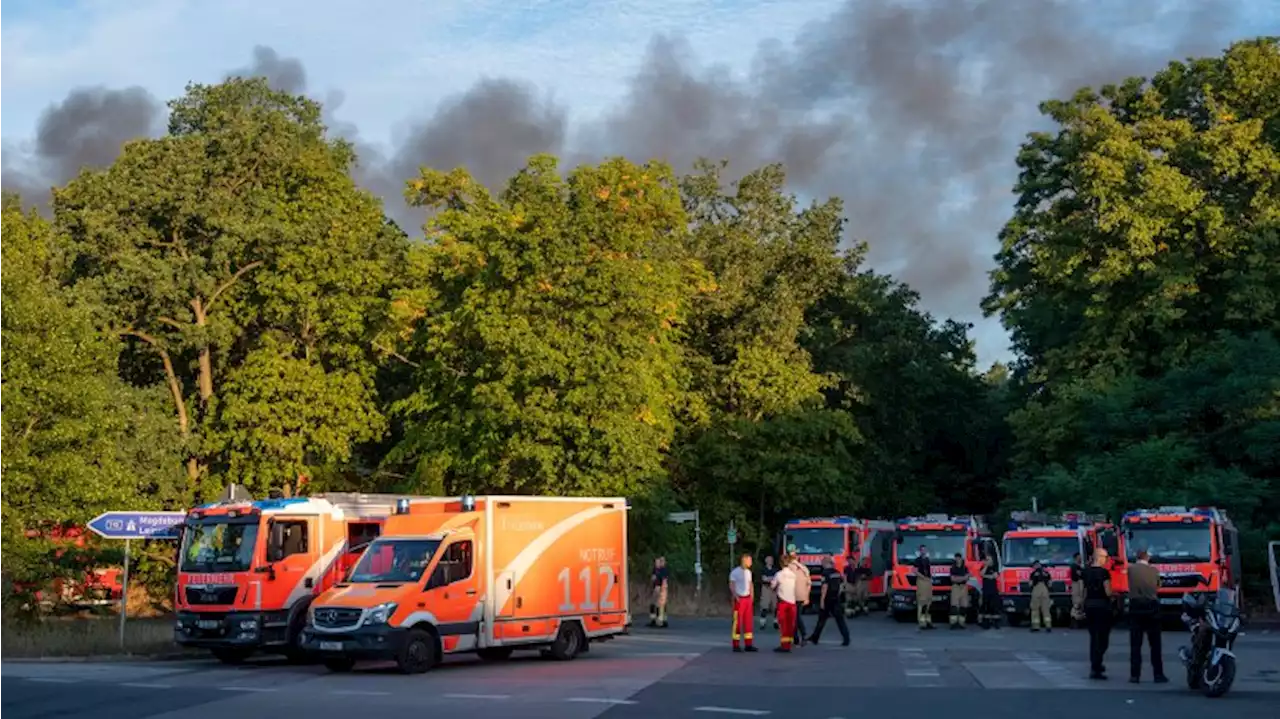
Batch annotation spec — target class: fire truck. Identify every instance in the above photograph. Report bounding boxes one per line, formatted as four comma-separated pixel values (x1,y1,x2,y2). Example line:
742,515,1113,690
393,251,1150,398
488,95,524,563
1121,506,1241,615
780,516,896,609
14,526,123,610
998,511,1119,625
889,514,997,622
174,487,432,663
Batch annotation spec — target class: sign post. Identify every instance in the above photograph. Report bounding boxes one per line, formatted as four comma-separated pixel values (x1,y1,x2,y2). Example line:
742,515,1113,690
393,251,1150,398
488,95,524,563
667,510,703,595
88,511,185,651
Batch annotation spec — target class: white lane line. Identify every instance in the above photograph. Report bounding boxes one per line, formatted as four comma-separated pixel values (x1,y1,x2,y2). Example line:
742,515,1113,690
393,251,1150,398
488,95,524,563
121,682,175,689
443,693,510,700
1015,651,1087,689
693,707,771,716
25,678,78,684
221,686,277,692
898,648,944,686
566,697,639,705
331,690,391,696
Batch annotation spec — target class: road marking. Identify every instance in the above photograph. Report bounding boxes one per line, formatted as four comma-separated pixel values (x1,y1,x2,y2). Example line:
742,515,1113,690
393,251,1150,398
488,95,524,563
566,697,638,705
443,693,510,700
898,648,944,686
331,690,391,696
25,678,78,684
1015,652,1087,689
221,686,277,692
693,707,770,716
121,682,175,689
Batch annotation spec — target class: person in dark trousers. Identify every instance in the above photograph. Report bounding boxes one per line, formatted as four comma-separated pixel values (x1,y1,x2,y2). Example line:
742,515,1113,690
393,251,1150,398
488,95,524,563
913,545,935,629
649,556,669,628
1127,550,1168,683
1082,549,1114,680
1028,560,1053,632
948,553,970,629
979,555,1002,629
1069,552,1086,629
809,556,850,646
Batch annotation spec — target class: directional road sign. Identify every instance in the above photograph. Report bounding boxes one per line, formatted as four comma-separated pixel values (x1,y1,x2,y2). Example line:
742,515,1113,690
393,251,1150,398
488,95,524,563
88,511,186,540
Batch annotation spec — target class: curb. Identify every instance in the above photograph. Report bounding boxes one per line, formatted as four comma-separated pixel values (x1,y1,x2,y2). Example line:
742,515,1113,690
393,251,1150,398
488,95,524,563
2,651,199,664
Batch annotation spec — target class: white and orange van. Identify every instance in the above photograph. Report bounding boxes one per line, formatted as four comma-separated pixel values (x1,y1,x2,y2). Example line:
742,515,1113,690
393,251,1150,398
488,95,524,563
300,495,630,673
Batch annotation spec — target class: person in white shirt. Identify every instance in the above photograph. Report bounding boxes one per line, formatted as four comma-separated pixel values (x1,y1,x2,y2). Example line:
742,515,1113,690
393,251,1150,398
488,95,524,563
771,558,799,652
728,554,758,652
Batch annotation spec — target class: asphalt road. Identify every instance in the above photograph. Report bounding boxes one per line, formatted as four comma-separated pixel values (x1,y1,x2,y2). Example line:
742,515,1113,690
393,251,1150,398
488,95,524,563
4,615,1279,719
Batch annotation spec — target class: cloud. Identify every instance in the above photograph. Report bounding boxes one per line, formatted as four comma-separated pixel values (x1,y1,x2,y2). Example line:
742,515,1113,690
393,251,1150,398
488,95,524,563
0,1,1252,363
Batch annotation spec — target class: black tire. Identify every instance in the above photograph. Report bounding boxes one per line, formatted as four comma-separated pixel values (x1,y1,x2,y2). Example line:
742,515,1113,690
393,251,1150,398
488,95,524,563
283,614,312,664
547,622,584,661
211,648,253,665
1201,655,1236,698
477,647,514,662
323,657,357,673
395,628,439,675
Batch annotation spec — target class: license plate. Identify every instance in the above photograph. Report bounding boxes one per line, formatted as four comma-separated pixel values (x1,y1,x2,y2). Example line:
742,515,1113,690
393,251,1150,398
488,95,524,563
320,641,343,652
197,620,220,629
1160,597,1182,605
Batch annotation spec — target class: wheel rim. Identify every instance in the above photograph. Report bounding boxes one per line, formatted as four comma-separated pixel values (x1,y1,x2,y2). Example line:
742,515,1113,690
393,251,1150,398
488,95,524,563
407,640,429,670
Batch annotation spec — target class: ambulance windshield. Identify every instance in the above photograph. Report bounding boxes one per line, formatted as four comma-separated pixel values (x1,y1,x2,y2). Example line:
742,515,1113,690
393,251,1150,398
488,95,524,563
896,531,965,563
349,538,441,583
1125,524,1212,563
786,528,846,556
181,520,259,573
1003,536,1080,566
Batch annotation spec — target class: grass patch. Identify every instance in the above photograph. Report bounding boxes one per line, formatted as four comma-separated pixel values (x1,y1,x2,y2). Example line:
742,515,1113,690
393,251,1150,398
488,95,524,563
1,616,186,659
629,576,731,617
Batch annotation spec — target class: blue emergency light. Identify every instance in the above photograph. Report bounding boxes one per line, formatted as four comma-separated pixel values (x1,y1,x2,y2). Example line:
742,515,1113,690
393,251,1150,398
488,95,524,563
395,498,410,514
461,495,476,511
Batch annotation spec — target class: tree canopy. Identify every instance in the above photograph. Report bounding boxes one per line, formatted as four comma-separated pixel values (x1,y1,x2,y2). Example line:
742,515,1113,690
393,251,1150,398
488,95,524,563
3,37,1277,610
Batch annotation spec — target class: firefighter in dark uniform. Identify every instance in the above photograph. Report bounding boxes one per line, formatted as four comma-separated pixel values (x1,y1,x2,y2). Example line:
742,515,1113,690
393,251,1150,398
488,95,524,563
1069,552,1085,629
808,556,850,646
979,555,1001,629
912,545,934,630
948,553,970,629
649,556,669,628
1028,559,1053,632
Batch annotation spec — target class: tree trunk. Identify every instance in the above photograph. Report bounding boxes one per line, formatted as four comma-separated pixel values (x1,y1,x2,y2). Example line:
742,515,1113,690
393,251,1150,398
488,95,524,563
192,297,214,404
123,329,199,484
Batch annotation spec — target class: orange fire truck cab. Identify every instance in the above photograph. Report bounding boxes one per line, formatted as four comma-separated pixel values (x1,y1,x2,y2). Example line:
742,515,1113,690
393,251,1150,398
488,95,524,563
889,514,997,622
301,495,630,674
999,511,1115,625
174,490,418,663
781,516,896,609
1121,506,1241,615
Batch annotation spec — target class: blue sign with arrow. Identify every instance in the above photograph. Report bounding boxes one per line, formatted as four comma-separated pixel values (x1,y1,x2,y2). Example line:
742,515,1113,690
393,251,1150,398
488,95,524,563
88,511,185,540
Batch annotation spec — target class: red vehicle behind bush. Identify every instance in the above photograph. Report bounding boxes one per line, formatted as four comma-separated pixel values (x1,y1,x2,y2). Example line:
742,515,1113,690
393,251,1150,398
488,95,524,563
13,526,123,609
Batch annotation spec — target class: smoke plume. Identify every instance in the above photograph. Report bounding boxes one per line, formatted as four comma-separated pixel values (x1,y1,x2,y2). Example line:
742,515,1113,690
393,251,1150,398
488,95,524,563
2,2,1247,358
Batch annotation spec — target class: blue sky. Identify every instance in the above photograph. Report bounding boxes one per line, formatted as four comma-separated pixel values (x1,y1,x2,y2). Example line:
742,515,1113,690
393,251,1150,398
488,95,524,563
2,1,1274,368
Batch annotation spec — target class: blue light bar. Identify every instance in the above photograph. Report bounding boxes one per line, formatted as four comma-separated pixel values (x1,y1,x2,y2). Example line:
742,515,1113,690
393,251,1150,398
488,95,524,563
252,498,308,511
395,498,410,514
461,495,476,511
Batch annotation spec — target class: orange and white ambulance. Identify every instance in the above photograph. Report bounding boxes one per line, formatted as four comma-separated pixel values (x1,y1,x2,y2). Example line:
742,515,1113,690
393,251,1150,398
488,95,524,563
301,495,630,673
175,489,423,663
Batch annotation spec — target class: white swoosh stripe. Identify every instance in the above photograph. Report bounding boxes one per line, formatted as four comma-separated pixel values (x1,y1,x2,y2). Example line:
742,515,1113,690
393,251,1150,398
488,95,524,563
493,505,616,613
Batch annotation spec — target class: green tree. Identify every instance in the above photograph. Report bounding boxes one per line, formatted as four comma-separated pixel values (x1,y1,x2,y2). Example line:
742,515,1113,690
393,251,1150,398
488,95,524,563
807,256,1010,517
1,196,183,608
54,78,403,495
986,38,1280,592
388,156,711,496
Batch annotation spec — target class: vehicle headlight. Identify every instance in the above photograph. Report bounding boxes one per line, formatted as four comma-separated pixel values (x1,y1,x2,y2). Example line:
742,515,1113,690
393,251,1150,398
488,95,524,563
364,602,398,626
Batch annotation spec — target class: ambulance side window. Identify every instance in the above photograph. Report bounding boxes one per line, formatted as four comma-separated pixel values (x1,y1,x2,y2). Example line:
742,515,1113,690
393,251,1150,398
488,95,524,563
266,520,309,562
430,541,474,587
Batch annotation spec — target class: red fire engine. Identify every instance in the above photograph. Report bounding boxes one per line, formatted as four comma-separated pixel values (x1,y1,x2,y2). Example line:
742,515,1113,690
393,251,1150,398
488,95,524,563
889,514,997,622
1121,506,1241,616
780,516,897,609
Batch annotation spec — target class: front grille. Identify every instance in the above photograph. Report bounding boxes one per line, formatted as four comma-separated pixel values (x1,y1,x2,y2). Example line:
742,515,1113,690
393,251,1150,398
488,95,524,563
1159,574,1204,589
185,586,238,605
313,607,362,629
1018,581,1068,593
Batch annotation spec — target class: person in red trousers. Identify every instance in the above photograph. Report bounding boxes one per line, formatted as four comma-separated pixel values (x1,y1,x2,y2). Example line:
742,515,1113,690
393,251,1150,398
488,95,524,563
771,555,800,653
729,553,758,652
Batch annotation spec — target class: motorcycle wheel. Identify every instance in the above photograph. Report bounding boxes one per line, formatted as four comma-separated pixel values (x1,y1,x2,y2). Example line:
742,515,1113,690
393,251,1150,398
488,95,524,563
1200,655,1236,698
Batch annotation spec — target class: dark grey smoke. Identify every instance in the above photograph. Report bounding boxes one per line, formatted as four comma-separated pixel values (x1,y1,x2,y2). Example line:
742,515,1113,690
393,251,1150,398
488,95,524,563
1,86,160,212
359,79,568,231
226,45,308,95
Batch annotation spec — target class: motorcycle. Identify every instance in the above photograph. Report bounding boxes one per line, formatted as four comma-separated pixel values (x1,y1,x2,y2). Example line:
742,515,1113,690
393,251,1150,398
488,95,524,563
1178,589,1241,698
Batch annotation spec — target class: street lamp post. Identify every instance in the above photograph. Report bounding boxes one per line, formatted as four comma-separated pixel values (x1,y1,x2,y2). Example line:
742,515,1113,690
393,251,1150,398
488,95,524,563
667,510,703,596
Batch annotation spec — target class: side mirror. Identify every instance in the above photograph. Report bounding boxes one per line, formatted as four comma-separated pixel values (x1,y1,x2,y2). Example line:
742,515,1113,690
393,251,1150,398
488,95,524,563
254,564,277,580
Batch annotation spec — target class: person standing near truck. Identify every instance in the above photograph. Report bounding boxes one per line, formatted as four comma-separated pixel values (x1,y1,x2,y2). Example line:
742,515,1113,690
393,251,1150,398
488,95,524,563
948,553,970,629
1083,549,1114,680
979,554,1001,629
913,545,935,630
759,555,779,629
771,557,799,653
809,556,850,646
1029,560,1053,632
1069,552,1085,629
650,556,669,628
729,553,757,652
